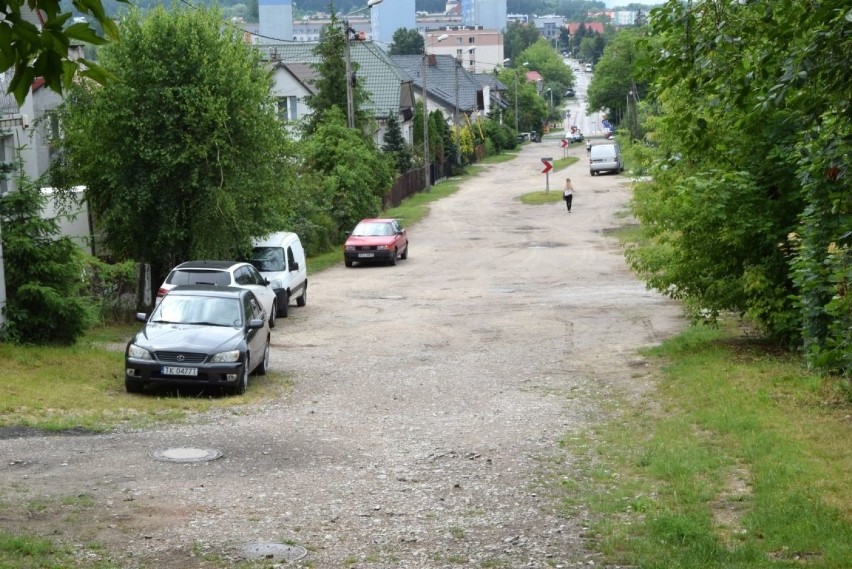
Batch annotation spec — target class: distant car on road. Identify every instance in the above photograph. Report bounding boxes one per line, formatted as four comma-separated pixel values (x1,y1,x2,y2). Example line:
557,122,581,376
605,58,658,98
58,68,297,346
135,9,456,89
584,63,593,72
344,218,409,267
564,88,575,97
565,129,584,143
125,285,271,395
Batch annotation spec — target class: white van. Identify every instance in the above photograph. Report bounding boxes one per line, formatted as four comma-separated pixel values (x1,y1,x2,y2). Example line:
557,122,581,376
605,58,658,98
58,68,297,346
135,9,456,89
589,142,623,176
251,232,308,317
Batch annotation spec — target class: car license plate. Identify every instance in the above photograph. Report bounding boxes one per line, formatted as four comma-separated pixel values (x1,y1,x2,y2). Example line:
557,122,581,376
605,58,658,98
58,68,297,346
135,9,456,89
161,366,198,376
358,253,374,258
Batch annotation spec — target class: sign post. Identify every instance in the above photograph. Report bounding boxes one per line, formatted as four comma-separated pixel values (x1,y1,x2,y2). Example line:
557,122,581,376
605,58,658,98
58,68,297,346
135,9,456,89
541,157,553,193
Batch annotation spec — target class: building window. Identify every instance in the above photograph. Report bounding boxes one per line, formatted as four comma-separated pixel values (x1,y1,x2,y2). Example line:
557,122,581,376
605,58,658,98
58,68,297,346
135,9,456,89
468,37,475,44
276,96,298,122
456,37,462,45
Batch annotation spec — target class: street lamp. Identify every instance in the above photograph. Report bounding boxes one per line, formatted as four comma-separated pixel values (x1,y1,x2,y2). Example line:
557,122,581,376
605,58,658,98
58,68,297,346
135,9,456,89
545,87,553,109
422,33,448,190
343,0,383,129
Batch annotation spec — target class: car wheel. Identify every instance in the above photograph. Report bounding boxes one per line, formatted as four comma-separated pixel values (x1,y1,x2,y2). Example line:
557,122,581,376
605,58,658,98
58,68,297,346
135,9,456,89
234,356,249,395
280,292,290,318
389,249,397,266
400,243,408,260
345,259,353,268
268,302,277,328
296,285,307,307
125,379,144,394
255,338,270,376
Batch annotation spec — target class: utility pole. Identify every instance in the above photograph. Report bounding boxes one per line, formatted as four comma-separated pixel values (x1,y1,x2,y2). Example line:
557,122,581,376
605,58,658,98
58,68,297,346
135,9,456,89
343,0,383,130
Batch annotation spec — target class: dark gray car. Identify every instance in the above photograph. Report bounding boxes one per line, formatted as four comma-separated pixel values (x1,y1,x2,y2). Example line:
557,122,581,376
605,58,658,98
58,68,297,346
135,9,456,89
125,285,270,395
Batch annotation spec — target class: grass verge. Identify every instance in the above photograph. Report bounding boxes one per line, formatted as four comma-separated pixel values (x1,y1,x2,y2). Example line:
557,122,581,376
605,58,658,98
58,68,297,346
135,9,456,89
560,324,852,568
0,324,293,432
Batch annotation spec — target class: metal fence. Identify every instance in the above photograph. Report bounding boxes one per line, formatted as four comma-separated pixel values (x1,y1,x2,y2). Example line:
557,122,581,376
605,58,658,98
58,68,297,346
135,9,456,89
382,144,487,209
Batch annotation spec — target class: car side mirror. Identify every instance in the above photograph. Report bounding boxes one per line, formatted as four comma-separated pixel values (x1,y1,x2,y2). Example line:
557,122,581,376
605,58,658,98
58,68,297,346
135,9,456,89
136,312,147,322
248,318,264,329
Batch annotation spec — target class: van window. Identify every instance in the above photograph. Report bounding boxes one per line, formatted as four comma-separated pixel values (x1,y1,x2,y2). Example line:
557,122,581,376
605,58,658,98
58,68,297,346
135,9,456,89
252,247,286,272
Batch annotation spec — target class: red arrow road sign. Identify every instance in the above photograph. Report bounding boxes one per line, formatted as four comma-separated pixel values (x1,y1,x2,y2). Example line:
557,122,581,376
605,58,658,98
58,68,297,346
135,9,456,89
541,159,553,174
560,138,568,148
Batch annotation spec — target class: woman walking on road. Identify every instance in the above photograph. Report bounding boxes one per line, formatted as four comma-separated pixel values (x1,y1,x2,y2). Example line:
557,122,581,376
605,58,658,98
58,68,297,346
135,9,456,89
563,178,574,213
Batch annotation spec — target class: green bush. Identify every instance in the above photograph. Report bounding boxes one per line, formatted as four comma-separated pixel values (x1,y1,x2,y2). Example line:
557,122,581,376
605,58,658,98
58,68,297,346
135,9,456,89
0,168,94,344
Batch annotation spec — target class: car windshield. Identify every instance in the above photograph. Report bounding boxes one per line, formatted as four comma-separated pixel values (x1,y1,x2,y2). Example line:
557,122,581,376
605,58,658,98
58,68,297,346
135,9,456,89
352,222,394,237
251,247,285,272
167,269,231,286
151,296,242,327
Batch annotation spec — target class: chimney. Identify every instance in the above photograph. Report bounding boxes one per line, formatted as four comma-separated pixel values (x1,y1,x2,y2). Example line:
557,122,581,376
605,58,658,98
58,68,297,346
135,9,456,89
427,54,437,66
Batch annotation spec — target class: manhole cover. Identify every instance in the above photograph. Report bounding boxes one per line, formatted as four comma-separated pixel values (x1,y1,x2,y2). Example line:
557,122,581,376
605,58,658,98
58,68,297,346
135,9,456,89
240,542,307,561
150,448,222,463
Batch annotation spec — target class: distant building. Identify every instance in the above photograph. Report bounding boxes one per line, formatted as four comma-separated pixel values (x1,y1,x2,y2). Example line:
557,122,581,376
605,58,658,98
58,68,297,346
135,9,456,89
532,15,565,45
424,26,504,73
371,0,416,50
460,0,507,32
258,0,294,42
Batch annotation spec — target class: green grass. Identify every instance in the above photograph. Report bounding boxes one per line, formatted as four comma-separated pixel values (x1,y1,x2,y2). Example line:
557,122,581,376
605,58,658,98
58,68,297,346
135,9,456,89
0,325,293,432
560,324,852,568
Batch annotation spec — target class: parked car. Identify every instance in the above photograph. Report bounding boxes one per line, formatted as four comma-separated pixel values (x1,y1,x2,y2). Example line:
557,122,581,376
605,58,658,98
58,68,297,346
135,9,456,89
564,88,575,97
344,218,409,267
125,285,271,395
589,142,624,175
251,232,308,317
157,260,278,327
584,63,593,72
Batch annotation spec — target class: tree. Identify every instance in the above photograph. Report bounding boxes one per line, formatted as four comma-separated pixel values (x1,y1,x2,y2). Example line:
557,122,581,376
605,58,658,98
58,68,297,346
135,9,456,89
388,28,424,55
504,21,541,63
0,159,93,344
382,114,412,173
55,5,296,305
586,29,646,134
0,0,127,104
304,9,371,134
518,39,573,87
628,0,851,373
300,106,393,234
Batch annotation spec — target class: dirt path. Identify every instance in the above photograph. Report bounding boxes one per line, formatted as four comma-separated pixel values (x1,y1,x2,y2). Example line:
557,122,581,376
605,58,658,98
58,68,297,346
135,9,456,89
0,142,683,568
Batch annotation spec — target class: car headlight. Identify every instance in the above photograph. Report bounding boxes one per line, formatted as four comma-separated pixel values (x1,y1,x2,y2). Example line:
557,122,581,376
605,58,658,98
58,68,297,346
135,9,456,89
211,350,240,363
344,245,356,252
376,245,390,250
128,344,153,360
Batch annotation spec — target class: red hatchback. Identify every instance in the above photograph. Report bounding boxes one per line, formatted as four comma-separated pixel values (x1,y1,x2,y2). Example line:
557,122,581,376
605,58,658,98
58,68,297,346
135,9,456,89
343,218,409,267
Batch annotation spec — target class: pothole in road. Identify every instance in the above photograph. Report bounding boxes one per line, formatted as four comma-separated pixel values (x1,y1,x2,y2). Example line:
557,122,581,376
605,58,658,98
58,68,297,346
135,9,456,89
150,448,222,463
240,542,307,562
527,241,566,249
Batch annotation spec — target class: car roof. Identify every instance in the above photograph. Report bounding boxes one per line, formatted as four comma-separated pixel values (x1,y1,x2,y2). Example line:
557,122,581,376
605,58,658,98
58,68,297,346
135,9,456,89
253,231,298,248
165,285,247,298
173,260,247,270
358,218,396,224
